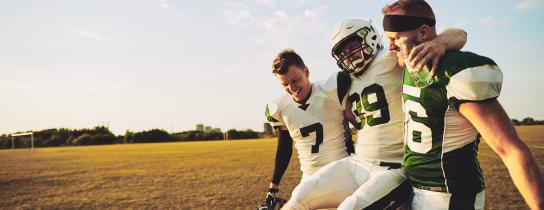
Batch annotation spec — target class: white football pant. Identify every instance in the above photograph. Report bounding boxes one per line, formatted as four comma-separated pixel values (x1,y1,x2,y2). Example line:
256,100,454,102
282,156,407,210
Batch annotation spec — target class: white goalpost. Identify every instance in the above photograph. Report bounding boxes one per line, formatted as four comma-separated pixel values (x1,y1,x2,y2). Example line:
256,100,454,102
11,132,34,151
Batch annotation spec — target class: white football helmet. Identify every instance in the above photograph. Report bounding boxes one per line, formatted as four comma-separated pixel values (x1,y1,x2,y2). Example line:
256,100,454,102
331,19,383,75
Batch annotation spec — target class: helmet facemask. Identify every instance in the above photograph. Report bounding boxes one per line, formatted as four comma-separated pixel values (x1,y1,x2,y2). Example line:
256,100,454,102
331,19,383,76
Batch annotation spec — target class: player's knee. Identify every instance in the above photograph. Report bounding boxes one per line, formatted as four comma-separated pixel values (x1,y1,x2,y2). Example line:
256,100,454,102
291,176,319,199
287,177,320,210
282,199,311,210
337,194,367,210
280,201,295,210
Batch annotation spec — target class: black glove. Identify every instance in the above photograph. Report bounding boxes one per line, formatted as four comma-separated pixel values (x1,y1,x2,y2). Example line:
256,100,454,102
256,188,286,210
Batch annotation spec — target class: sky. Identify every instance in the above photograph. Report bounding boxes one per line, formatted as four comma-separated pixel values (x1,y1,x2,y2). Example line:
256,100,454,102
1,0,543,135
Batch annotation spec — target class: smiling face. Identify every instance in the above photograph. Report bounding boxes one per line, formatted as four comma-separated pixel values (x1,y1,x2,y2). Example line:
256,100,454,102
275,65,311,103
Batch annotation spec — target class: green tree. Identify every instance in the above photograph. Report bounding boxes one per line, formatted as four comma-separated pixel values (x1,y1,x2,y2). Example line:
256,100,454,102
132,129,171,143
522,117,535,125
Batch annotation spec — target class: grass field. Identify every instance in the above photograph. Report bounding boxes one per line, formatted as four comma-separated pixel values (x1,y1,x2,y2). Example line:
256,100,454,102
1,125,543,209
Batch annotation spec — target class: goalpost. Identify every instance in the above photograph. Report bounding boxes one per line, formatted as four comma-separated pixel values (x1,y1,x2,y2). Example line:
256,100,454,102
11,132,34,151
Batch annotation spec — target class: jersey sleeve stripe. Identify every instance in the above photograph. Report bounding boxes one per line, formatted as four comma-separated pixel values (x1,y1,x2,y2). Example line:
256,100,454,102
265,104,284,127
446,65,502,102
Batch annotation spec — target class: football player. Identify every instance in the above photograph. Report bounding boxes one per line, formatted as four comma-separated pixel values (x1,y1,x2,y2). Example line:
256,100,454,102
382,0,544,209
281,19,467,210
257,49,355,210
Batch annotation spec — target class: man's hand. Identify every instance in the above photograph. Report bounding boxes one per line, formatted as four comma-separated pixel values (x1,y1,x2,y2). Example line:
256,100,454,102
408,27,467,76
407,38,446,76
257,188,286,210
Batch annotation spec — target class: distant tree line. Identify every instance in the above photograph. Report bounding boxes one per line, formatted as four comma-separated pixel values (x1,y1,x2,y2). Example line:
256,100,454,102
170,130,224,141
0,126,261,149
225,129,260,139
124,129,173,143
0,126,118,149
512,118,544,126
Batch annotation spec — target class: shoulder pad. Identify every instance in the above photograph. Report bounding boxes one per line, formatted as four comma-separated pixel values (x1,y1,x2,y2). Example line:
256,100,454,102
321,72,339,92
439,51,497,79
264,97,286,127
320,71,351,103
447,64,503,103
265,102,279,119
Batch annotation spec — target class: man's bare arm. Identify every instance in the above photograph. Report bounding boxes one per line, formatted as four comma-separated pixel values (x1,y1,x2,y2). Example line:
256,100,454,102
459,100,544,210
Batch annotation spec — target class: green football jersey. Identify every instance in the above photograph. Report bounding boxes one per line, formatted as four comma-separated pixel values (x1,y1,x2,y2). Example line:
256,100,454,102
402,50,503,193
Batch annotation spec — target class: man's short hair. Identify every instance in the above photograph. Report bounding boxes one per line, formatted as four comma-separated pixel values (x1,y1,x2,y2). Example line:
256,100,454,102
272,49,306,74
382,0,435,20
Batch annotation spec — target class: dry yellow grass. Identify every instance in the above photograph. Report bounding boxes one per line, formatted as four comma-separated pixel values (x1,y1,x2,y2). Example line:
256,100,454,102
0,125,542,209
479,125,544,210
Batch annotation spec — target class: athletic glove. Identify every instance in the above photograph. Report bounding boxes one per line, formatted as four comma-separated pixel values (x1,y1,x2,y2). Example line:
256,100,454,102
256,188,286,210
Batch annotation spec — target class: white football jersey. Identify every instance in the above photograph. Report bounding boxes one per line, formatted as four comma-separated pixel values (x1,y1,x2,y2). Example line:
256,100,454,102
348,51,404,163
266,73,351,175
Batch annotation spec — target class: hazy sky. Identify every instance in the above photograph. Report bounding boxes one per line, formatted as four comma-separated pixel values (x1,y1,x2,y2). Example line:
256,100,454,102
2,0,543,135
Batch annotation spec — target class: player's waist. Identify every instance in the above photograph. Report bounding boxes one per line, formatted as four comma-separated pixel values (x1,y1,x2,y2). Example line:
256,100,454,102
299,154,348,175
412,183,448,193
295,141,348,155
298,150,348,162
354,156,402,169
412,183,486,194
354,139,403,156
368,160,402,169
354,152,403,164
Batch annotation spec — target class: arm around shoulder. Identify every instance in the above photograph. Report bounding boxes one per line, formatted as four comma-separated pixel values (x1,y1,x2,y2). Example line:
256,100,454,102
436,28,467,51
410,27,467,74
